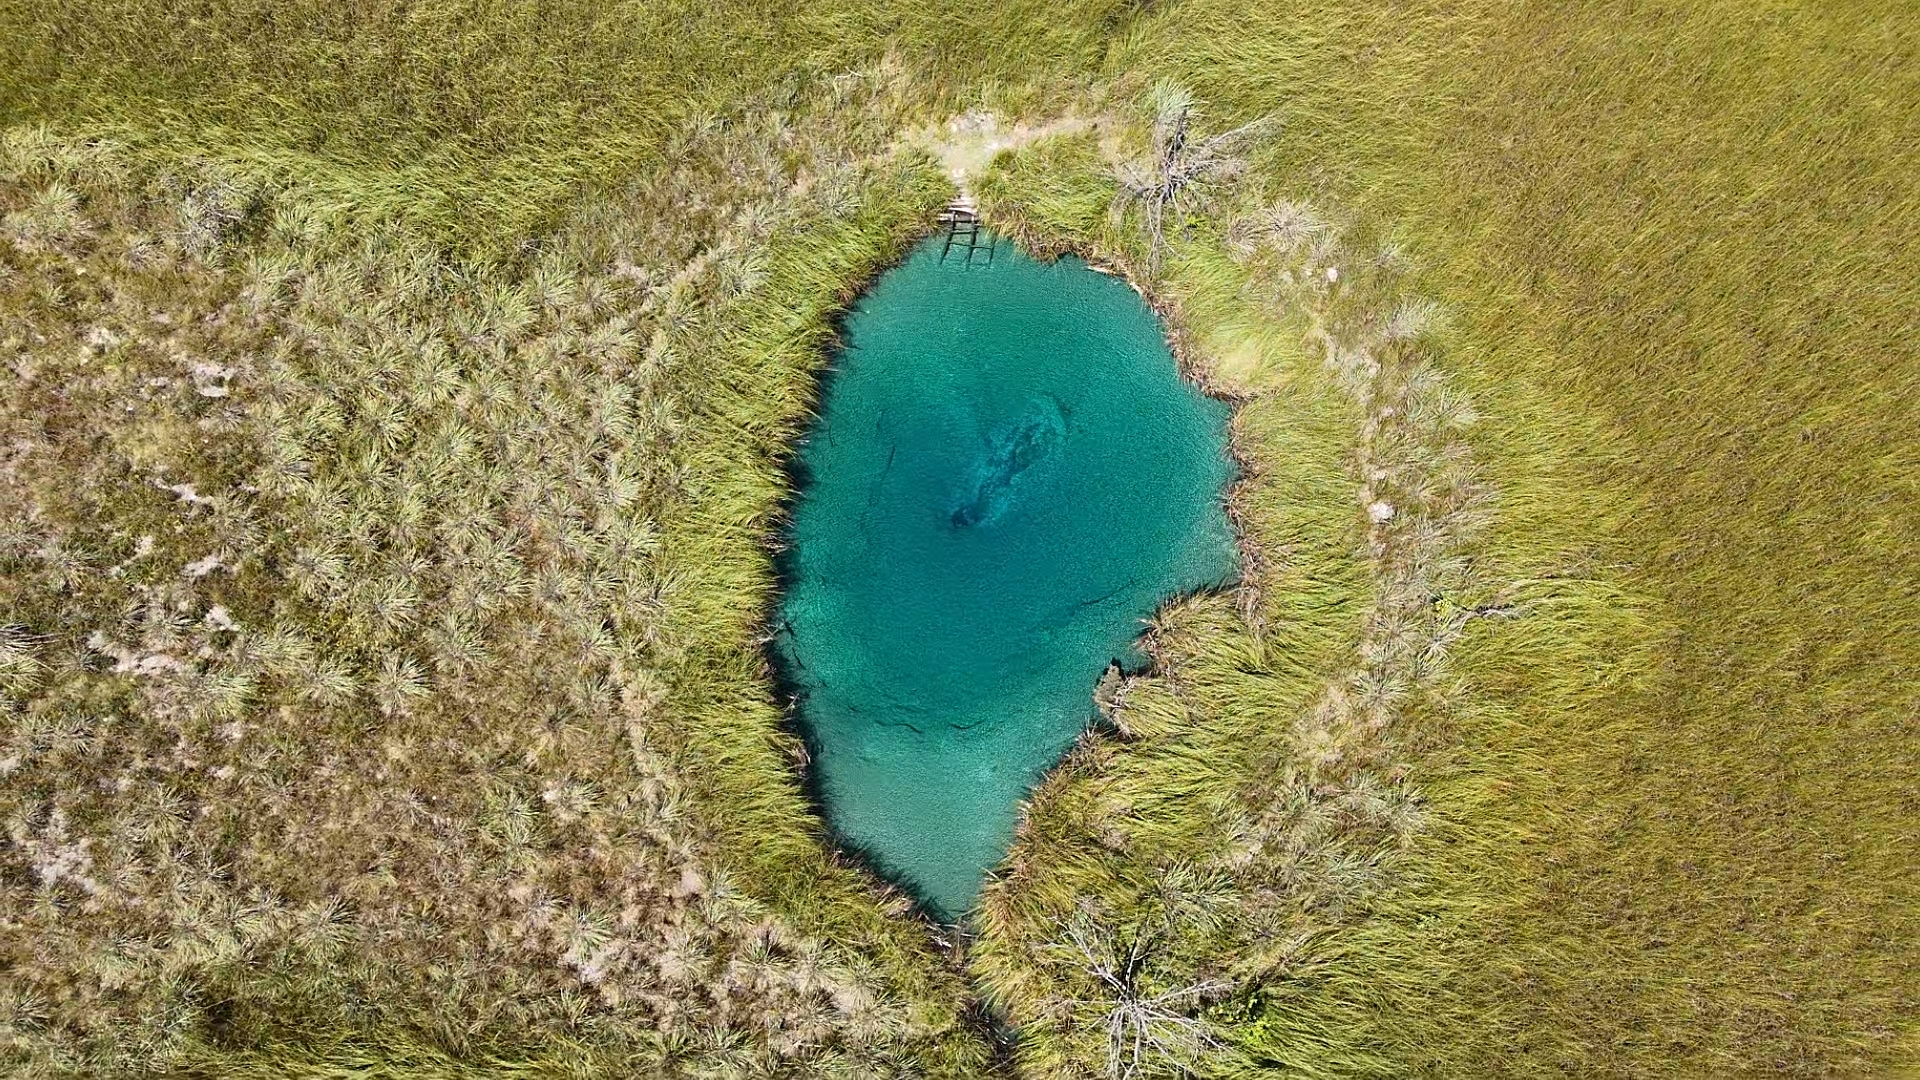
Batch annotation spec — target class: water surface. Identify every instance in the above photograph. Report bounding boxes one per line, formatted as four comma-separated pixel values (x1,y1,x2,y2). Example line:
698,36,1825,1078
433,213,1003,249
774,233,1235,919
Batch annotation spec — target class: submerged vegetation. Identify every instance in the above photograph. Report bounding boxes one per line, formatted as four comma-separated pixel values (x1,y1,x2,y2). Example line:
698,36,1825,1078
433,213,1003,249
770,231,1236,921
2,1,1915,1077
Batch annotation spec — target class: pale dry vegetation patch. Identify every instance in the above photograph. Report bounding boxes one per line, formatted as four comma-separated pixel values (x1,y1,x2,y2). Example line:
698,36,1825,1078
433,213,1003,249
1210,195,1501,973
0,86,982,1076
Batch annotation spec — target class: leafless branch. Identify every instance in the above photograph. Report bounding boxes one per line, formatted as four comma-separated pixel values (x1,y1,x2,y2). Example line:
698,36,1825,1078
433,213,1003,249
1114,82,1275,275
1056,882,1234,1079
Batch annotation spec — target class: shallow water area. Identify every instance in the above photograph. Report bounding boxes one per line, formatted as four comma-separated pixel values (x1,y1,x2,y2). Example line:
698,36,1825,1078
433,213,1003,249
773,231,1236,920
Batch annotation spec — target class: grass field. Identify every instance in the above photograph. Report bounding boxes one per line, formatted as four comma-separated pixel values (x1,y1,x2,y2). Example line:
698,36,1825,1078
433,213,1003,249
1,1,1914,1076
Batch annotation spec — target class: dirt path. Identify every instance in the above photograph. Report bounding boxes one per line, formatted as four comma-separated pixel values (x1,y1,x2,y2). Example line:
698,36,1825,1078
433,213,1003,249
902,111,1092,196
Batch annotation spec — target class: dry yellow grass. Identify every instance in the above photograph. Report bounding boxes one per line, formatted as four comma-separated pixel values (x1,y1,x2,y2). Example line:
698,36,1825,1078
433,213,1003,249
1,0,1914,1076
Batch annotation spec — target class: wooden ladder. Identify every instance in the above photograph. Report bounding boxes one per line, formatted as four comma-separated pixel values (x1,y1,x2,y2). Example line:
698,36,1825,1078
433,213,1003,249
938,197,989,265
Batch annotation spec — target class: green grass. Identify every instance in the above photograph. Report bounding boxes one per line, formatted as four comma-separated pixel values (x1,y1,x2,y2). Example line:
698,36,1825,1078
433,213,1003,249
0,97,994,1077
0,0,1130,249
1,0,1914,1076
1109,3,1920,1070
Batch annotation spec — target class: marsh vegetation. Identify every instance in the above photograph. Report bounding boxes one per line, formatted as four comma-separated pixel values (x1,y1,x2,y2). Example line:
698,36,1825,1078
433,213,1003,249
1,1,1914,1077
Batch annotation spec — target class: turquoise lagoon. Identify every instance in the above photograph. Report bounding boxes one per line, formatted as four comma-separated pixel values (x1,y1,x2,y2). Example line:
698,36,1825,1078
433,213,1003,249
773,233,1236,919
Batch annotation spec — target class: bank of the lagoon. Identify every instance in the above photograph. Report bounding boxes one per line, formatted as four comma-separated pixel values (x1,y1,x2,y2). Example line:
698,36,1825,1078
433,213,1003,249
773,232,1237,919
